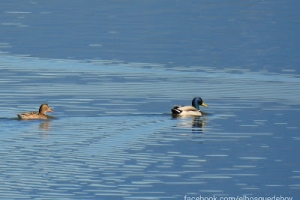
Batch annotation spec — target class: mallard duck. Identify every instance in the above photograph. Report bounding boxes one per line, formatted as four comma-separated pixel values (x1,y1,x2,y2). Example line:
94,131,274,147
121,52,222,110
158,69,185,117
17,104,54,120
171,97,208,116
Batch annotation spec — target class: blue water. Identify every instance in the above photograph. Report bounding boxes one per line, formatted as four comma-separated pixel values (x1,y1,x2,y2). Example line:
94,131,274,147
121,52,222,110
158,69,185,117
0,1,300,200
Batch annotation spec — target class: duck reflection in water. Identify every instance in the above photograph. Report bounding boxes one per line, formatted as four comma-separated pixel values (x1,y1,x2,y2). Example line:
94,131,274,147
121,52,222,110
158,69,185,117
172,115,208,130
38,121,52,138
39,121,52,131
191,116,206,128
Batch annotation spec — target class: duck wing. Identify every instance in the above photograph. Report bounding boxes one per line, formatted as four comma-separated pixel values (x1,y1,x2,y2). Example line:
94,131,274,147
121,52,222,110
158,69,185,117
17,111,41,120
177,106,198,111
171,105,199,115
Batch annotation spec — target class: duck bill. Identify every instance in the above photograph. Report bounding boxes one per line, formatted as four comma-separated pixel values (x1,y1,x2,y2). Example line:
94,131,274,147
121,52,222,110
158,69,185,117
48,108,54,112
201,102,208,107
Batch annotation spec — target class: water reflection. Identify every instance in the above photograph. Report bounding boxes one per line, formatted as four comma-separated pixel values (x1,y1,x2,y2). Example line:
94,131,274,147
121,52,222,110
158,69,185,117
192,117,206,128
39,120,51,131
172,115,207,129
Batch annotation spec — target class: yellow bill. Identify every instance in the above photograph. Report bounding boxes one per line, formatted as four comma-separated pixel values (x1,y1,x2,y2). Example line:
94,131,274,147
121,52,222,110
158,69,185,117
201,102,208,107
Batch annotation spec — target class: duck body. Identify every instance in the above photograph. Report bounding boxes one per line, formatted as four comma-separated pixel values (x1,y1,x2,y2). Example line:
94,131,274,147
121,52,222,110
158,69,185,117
17,104,54,120
17,111,49,120
171,105,203,116
171,97,207,117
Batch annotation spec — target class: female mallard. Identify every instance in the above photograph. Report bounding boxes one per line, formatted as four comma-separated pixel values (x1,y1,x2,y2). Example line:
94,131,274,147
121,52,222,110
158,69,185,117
17,104,54,120
171,97,208,116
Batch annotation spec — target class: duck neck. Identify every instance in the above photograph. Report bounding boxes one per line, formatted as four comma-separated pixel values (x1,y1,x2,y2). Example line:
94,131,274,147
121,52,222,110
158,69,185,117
192,99,200,110
39,108,47,115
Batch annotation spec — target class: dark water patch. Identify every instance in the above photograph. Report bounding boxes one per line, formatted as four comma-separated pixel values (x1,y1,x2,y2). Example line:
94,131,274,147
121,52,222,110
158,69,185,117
1,1,300,74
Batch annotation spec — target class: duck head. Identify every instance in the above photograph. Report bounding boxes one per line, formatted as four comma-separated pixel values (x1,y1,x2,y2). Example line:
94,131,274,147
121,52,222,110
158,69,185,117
192,97,208,110
39,104,54,115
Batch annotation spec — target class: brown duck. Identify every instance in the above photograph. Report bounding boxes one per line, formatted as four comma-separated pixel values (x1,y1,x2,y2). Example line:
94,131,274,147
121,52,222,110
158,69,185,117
17,104,54,120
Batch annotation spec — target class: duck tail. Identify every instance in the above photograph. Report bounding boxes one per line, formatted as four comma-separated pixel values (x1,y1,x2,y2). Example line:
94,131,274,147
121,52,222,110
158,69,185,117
171,106,182,115
17,114,25,119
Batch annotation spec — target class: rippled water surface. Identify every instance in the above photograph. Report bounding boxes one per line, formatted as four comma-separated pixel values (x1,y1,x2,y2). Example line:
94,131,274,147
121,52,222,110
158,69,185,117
0,56,299,199
1,1,300,199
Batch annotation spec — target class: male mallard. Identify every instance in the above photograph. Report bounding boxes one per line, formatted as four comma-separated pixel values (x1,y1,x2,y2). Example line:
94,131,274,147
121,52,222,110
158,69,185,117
171,97,208,116
17,104,54,120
